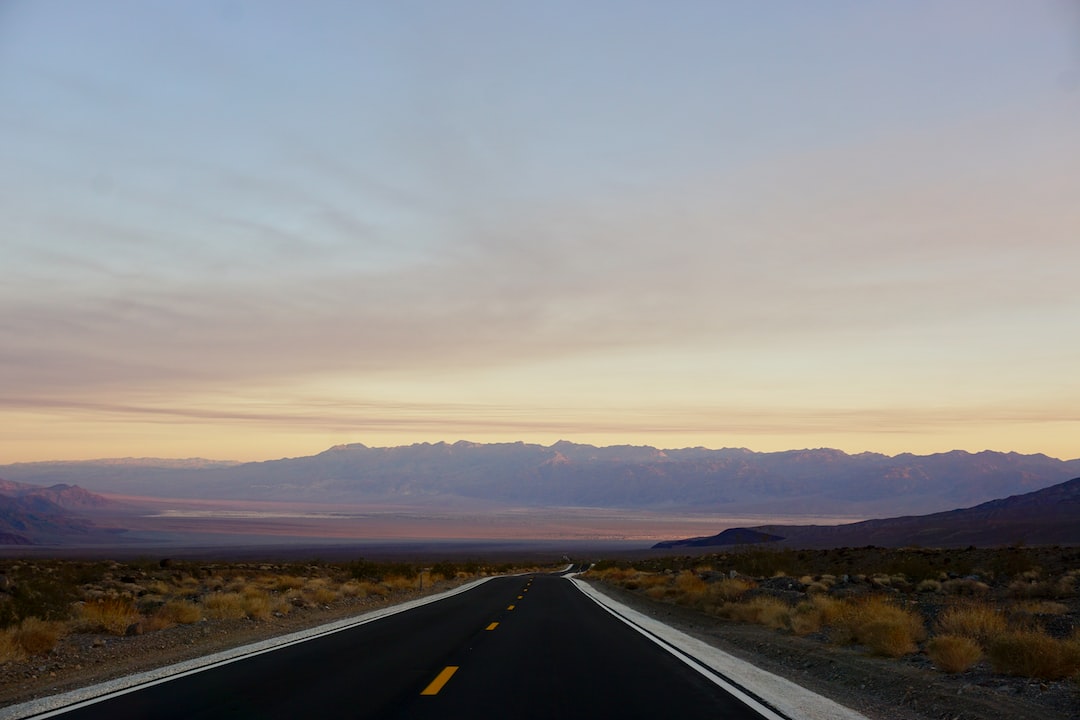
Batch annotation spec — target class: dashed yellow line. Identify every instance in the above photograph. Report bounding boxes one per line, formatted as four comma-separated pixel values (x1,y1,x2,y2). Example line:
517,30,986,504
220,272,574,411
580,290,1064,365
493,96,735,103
486,622,499,631
517,595,523,599
507,604,515,610
420,666,459,696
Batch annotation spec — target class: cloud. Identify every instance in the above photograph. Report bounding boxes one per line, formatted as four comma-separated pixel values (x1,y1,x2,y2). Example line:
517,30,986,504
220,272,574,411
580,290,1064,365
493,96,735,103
3,110,1079,409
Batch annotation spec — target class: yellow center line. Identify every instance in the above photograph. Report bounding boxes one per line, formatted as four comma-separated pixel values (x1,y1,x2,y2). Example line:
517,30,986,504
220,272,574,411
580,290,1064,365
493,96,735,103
517,595,523,599
507,604,515,610
420,666,459,696
486,622,499,630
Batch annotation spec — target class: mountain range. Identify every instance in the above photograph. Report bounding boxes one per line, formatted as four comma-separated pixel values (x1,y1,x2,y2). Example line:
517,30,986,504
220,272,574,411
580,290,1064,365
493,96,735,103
654,476,1080,549
0,480,119,544
2,442,1078,518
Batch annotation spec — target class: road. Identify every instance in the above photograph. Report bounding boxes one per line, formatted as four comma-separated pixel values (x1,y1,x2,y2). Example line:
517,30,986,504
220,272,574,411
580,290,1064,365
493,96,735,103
24,571,787,720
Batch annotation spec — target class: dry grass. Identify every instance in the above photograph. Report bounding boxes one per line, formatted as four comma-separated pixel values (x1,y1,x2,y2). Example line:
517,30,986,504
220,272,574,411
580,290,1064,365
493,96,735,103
644,586,668,600
709,577,756,602
986,630,1080,680
241,590,272,621
718,597,791,630
303,579,340,605
941,578,990,596
77,597,141,635
927,635,982,673
274,575,306,591
934,603,1007,644
12,617,64,655
0,627,26,663
202,592,248,620
916,579,942,593
829,597,925,657
383,576,418,593
790,595,843,636
674,571,706,597
155,599,202,625
339,580,366,598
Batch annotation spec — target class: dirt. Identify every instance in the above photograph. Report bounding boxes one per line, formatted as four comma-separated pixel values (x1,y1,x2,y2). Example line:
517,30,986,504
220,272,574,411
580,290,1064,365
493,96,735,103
1,577,1078,719
587,580,1080,720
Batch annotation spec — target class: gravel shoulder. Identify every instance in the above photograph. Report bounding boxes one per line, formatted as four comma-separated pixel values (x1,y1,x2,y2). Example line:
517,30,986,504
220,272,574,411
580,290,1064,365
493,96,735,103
585,579,1078,720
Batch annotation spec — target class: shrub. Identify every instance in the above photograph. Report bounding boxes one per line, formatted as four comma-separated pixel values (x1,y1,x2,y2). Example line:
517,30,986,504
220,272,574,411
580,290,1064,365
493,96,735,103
242,591,272,621
77,597,141,635
987,630,1080,680
274,576,305,591
202,593,247,620
941,578,990,596
303,579,340,605
13,617,63,655
340,580,366,597
916,579,942,593
1007,580,1059,599
927,635,982,673
861,619,920,657
644,586,668,600
828,597,925,657
790,596,843,636
674,571,706,598
383,576,418,593
0,627,25,663
709,577,755,602
718,597,791,630
154,600,202,625
934,603,1006,644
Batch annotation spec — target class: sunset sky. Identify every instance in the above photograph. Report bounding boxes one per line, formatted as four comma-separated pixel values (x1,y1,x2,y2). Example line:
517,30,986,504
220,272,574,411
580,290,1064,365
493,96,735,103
2,1,1079,463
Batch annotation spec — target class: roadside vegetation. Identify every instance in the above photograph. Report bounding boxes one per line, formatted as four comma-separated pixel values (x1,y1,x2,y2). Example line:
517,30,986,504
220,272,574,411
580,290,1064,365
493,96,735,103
587,546,1080,682
0,557,534,663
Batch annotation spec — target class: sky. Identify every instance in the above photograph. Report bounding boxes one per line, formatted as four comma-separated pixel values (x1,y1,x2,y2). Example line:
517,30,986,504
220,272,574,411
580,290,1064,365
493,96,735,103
2,1,1079,463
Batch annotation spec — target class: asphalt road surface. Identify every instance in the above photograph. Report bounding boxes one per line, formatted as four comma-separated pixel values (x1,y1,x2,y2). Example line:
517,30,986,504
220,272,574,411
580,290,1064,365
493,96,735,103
32,571,782,719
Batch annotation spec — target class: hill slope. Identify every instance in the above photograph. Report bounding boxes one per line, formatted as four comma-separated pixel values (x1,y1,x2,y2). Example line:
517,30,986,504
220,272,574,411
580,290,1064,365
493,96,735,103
0,479,120,544
654,477,1080,549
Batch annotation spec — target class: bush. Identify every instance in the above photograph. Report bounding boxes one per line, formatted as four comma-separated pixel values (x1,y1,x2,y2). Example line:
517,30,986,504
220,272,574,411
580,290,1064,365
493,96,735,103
927,635,982,673
941,578,990,596
202,593,247,620
718,597,791,630
934,603,1006,644
383,576,418,593
0,627,25,663
709,578,756,602
303,579,340,605
13,617,63,655
155,599,202,625
828,597,925,657
790,596,843,636
986,630,1080,680
674,571,706,599
77,597,141,635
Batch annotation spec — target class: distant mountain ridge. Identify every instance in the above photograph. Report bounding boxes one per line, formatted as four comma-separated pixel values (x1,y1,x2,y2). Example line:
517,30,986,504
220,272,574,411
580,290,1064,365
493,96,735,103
653,476,1080,548
0,479,118,544
2,442,1078,518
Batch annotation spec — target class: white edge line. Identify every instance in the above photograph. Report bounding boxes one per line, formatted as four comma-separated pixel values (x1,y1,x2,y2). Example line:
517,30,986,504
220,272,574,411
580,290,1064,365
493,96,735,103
1,577,494,720
570,578,871,720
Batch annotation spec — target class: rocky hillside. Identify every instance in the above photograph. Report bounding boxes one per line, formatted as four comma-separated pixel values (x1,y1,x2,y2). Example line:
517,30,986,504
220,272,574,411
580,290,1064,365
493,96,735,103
0,479,119,544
